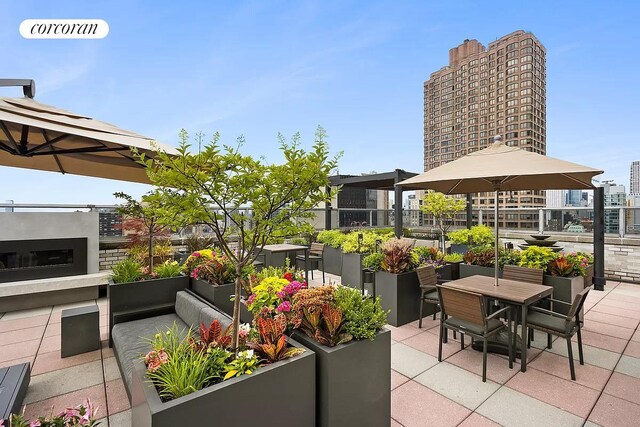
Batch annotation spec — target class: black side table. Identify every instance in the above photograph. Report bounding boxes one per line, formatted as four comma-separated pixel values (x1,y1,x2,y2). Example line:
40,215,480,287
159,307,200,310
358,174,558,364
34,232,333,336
61,305,100,358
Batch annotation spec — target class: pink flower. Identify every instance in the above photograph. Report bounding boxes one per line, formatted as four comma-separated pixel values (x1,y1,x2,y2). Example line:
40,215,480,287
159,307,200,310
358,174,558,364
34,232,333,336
145,349,169,372
29,422,41,427
277,290,286,299
247,294,256,305
193,251,201,257
276,301,291,313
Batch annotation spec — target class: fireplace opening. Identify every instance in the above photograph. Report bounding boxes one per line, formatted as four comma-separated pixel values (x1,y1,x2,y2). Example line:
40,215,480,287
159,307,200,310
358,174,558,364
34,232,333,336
0,238,87,282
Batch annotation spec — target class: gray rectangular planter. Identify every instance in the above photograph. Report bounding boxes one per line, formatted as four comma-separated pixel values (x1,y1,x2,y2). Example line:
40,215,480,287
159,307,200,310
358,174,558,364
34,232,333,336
130,337,315,427
190,278,252,324
341,252,366,290
292,329,391,427
375,270,425,327
108,276,189,346
543,275,585,316
323,246,343,276
449,244,469,255
459,264,499,279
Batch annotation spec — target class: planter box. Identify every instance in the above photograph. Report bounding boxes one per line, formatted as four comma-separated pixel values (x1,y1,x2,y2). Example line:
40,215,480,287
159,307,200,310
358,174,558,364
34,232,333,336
375,270,425,327
341,252,367,290
292,329,390,427
437,262,461,281
190,278,252,324
108,276,189,346
449,244,469,255
543,275,585,316
459,264,499,279
584,264,594,289
323,246,343,276
131,337,315,427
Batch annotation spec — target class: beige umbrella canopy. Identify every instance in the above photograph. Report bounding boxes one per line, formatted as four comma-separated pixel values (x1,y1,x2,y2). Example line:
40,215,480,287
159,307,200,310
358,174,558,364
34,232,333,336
397,136,604,286
399,137,603,193
0,96,178,184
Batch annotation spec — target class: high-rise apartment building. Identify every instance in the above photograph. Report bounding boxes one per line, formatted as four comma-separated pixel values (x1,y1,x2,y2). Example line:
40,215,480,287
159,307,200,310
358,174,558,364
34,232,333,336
424,30,546,228
630,161,640,195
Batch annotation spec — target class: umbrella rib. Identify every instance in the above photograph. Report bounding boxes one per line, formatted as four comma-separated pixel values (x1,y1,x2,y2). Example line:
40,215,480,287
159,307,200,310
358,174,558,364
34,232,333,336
0,120,19,152
42,129,66,174
448,179,464,194
561,173,594,189
91,137,139,164
27,132,71,155
30,146,129,156
0,140,16,154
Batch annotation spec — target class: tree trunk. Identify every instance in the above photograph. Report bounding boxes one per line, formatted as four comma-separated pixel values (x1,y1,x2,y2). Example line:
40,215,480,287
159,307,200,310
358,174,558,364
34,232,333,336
148,222,154,271
231,263,243,354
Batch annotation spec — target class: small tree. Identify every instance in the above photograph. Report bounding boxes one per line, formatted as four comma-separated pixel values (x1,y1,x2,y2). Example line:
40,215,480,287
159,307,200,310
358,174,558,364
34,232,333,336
419,191,467,252
114,192,168,271
137,126,340,352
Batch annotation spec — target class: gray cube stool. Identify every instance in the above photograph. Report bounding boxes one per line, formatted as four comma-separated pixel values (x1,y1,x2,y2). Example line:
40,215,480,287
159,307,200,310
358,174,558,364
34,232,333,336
61,305,100,358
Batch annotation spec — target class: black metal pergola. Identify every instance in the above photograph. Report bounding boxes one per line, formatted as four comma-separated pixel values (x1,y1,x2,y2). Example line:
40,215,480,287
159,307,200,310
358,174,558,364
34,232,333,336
327,169,418,238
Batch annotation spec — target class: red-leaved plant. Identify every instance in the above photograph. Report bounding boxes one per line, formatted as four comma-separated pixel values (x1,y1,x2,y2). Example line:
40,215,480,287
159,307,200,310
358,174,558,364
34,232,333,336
249,311,304,362
290,287,352,347
189,319,233,352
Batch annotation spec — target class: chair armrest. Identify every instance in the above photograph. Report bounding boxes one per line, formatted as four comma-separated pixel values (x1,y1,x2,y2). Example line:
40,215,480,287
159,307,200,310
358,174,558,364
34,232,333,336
529,306,567,319
487,306,510,320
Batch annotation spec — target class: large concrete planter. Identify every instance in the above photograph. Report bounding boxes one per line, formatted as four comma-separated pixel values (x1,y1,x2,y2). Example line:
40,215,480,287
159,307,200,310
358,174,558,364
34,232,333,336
190,278,252,324
449,244,469,255
130,337,315,427
437,262,461,281
341,252,367,290
375,270,424,327
459,264,499,279
323,246,343,276
108,276,189,346
543,275,585,316
292,329,391,427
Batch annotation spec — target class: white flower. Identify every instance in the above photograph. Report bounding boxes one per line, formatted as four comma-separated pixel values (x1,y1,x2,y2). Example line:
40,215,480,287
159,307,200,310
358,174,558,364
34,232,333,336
245,349,254,359
239,323,251,334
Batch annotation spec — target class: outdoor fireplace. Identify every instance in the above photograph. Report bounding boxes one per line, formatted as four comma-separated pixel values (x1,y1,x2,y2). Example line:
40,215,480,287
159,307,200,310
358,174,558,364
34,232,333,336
0,238,87,283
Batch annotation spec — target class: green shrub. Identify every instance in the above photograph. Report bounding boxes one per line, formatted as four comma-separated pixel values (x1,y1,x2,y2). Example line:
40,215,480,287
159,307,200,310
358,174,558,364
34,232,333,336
448,225,495,250
362,252,384,271
341,230,393,254
498,250,521,268
443,252,464,263
335,286,388,341
316,230,347,248
518,246,557,270
154,260,183,278
111,258,144,284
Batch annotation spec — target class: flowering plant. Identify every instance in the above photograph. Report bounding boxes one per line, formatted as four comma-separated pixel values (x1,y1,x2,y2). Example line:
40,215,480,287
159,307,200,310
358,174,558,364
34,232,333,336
190,254,235,285
9,399,100,426
223,349,260,380
551,252,594,277
181,248,215,274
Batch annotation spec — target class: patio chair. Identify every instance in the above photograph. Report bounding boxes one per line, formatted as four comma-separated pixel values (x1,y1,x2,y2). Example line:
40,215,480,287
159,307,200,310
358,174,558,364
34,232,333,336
295,242,325,283
503,265,544,342
417,266,455,339
526,287,591,380
437,285,512,382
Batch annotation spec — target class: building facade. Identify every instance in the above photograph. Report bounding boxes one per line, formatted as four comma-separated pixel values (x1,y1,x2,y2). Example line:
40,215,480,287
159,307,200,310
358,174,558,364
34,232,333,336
631,160,640,196
601,181,626,234
423,30,546,229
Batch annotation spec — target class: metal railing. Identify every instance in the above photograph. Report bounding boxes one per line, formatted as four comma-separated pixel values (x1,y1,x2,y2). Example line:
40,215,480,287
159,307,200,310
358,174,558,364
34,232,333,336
1,203,640,239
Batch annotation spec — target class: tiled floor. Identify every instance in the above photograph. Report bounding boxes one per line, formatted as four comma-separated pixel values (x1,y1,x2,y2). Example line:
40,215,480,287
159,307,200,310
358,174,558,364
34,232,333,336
2,277,640,426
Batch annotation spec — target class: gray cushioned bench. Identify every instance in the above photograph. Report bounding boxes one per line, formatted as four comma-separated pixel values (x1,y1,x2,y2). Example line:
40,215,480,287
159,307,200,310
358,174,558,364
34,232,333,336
112,290,232,398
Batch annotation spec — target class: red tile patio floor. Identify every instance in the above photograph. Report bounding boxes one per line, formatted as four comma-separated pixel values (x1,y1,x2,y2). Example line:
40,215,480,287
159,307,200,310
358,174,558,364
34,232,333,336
2,276,640,427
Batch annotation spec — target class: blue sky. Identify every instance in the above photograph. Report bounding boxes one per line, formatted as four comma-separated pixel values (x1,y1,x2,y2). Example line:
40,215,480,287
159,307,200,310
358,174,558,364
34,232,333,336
0,0,638,204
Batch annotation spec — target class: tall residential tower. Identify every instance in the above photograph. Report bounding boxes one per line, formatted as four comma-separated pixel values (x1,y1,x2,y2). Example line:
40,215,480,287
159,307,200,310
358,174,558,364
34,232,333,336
423,30,546,228
630,160,640,196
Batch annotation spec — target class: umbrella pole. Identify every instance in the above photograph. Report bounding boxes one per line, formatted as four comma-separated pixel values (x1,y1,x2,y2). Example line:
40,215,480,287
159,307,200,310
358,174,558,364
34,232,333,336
494,188,499,287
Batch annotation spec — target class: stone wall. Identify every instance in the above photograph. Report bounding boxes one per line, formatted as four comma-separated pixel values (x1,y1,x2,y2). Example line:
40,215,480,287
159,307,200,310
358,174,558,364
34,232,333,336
501,231,640,283
98,248,129,270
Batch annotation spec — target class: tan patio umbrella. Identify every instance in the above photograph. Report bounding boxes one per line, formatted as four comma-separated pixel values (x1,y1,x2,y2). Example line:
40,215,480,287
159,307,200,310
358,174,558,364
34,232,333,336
398,135,603,286
0,96,178,184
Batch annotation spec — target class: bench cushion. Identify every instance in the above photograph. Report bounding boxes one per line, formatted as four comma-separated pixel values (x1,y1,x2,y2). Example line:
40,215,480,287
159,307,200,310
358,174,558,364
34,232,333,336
112,313,187,394
199,306,232,329
175,291,209,328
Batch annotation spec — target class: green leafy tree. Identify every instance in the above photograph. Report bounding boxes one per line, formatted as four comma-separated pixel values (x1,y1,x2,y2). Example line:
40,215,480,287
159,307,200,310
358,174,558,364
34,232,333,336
137,126,340,352
419,191,467,252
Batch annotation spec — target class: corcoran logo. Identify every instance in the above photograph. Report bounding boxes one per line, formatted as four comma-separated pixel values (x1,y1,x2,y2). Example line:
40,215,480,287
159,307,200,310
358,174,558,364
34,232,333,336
20,19,109,39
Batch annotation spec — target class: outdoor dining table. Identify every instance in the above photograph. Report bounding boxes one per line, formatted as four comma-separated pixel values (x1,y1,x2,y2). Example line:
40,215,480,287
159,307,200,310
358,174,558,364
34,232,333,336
441,275,553,372
261,244,309,284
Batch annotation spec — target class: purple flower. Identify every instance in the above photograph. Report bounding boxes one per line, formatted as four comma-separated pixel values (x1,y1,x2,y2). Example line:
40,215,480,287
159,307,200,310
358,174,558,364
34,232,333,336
276,301,291,313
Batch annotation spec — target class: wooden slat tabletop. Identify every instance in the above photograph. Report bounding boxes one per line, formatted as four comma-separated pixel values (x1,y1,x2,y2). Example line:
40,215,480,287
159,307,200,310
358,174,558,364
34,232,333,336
441,275,552,305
